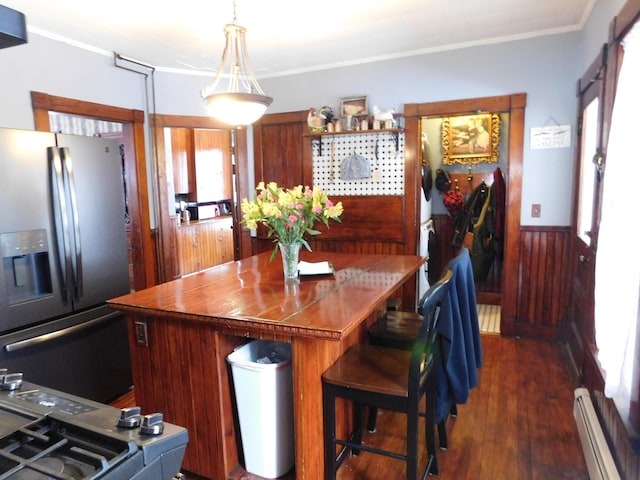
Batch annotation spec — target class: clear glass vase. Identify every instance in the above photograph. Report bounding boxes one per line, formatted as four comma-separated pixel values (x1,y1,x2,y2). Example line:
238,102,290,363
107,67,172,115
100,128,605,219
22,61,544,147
278,242,301,280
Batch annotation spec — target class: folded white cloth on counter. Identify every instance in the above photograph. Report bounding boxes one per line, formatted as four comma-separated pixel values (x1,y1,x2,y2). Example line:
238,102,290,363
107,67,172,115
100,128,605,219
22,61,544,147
298,261,334,275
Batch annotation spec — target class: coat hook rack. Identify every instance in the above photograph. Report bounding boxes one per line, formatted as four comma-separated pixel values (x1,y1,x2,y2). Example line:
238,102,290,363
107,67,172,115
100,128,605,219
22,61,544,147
467,166,473,183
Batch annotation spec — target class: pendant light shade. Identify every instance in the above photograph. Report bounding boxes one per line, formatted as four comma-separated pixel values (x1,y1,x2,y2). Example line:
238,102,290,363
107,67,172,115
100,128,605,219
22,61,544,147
201,12,273,126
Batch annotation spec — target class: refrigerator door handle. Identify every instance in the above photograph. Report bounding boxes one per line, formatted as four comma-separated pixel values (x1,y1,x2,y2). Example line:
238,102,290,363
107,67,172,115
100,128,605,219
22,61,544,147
2,311,122,352
60,147,83,299
48,147,73,302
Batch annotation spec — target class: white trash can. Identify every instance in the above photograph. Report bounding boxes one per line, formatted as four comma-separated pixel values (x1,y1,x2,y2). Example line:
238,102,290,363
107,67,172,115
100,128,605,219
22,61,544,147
227,340,294,479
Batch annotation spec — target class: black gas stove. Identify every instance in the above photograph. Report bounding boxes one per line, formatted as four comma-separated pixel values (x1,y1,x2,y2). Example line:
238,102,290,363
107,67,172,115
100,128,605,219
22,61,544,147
0,370,188,479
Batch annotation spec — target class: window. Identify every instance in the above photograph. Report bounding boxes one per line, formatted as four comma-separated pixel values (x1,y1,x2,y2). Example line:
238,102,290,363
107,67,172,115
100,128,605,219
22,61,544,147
576,98,598,246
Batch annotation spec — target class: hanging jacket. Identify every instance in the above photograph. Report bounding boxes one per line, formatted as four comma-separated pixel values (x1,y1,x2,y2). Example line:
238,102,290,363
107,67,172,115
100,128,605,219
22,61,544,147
471,185,496,282
452,181,488,247
492,167,506,259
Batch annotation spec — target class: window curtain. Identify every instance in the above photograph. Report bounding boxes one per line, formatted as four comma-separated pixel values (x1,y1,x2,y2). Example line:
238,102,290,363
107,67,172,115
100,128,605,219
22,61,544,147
594,22,640,412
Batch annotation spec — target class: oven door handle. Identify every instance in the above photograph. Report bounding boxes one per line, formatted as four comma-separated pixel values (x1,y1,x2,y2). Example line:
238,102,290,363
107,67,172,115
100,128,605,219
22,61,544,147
3,312,121,353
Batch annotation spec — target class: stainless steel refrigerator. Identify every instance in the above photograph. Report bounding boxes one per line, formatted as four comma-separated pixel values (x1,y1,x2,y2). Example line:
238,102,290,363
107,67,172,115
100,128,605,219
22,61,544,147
0,127,133,403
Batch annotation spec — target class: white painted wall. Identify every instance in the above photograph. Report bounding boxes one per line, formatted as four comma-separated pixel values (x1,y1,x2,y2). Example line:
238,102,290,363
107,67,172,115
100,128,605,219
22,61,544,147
0,0,627,226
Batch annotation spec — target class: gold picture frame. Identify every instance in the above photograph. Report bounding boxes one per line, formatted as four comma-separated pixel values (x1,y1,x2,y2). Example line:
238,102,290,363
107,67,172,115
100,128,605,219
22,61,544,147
441,113,500,165
340,96,368,117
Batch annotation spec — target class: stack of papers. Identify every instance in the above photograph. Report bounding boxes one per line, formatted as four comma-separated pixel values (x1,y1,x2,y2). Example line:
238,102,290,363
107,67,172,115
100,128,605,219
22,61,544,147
297,261,334,276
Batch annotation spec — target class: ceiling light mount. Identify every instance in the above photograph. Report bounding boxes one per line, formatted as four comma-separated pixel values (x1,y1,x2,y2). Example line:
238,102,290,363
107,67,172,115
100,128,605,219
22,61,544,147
201,1,272,126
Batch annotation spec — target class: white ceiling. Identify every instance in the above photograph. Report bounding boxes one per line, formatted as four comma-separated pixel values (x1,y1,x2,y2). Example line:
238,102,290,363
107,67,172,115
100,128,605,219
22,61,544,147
4,0,595,78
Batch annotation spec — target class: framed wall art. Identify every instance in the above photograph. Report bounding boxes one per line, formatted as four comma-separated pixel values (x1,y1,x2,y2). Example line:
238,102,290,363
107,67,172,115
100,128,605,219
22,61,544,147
340,96,368,117
441,113,500,165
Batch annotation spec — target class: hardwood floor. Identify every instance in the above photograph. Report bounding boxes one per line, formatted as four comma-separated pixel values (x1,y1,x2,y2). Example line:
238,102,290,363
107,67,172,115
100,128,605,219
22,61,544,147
332,334,588,480
112,334,589,480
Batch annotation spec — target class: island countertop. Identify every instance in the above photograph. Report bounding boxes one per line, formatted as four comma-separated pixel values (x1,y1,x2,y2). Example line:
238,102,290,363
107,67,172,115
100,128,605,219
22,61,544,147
108,251,424,480
108,251,424,341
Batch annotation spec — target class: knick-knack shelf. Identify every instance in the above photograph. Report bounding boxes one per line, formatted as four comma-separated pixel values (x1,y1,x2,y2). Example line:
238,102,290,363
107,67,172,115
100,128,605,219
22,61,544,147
305,128,404,156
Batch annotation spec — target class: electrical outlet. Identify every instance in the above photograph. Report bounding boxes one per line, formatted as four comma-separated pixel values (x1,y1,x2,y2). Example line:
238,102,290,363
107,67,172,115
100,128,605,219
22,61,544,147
531,204,541,218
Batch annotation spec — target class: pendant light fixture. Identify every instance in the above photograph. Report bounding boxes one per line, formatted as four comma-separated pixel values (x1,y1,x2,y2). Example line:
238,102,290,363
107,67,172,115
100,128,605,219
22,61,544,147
201,1,272,126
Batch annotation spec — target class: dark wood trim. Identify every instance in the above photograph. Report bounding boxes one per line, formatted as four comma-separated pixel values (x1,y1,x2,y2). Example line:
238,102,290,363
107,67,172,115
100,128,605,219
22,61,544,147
577,44,608,97
31,91,143,124
152,114,233,130
520,225,571,233
234,129,251,260
30,91,156,290
612,0,640,41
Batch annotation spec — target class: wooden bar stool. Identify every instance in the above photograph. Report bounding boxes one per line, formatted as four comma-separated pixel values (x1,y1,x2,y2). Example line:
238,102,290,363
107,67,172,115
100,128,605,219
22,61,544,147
368,247,482,443
322,269,453,480
367,309,457,444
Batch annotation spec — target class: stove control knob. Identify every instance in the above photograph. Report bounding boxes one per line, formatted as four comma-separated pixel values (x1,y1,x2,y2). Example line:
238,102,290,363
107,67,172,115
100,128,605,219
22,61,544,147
117,406,142,428
140,412,164,435
0,372,23,391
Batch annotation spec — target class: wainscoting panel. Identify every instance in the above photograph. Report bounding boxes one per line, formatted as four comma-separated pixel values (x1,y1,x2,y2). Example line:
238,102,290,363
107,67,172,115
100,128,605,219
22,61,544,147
514,227,571,339
431,215,571,340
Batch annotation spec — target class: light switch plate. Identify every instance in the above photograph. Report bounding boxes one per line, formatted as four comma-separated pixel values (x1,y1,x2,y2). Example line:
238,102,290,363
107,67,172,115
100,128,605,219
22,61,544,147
531,204,541,217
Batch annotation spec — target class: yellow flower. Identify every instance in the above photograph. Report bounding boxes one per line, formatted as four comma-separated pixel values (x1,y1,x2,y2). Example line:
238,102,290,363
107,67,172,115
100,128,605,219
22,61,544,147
240,182,343,257
325,201,344,218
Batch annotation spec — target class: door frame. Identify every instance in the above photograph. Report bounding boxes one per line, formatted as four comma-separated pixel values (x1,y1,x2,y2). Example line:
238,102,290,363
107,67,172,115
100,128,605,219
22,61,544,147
31,91,156,290
404,93,527,336
151,114,249,281
567,47,608,385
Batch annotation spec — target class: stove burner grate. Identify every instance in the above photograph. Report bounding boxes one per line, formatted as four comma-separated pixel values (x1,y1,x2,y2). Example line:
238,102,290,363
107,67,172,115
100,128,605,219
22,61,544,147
0,419,134,479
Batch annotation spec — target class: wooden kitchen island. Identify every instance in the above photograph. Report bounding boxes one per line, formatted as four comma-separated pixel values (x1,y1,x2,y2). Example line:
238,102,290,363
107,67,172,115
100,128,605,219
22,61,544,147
108,251,424,480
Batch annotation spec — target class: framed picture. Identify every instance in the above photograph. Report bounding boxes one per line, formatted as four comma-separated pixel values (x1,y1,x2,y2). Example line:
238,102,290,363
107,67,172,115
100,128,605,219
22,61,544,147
340,96,368,117
441,113,500,165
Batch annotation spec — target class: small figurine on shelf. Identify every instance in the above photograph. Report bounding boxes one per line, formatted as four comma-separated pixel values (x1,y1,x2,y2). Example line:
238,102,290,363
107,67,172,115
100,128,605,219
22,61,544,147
307,106,334,133
307,107,327,133
319,106,334,123
372,106,397,129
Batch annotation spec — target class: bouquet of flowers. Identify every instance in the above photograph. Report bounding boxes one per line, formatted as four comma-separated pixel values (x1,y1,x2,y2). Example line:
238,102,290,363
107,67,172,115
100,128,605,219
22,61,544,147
241,182,344,258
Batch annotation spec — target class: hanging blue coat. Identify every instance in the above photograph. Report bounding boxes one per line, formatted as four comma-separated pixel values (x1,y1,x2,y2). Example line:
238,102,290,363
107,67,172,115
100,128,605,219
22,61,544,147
434,248,483,423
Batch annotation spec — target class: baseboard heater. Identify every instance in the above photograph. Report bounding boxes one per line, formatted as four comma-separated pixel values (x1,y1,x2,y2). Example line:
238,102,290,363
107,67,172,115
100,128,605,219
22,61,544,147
573,387,621,480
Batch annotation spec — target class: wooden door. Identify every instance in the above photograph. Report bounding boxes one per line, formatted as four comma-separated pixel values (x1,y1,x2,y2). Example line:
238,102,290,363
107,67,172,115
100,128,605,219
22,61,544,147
252,111,308,254
567,47,607,381
171,128,194,195
253,111,307,187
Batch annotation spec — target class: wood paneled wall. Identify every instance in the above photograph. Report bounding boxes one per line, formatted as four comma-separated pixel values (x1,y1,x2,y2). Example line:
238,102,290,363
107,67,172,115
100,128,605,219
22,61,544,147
512,226,571,339
251,112,420,308
431,214,571,339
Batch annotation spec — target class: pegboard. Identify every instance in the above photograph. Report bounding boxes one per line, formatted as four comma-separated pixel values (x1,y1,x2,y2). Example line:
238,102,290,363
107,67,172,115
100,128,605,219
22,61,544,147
311,132,405,196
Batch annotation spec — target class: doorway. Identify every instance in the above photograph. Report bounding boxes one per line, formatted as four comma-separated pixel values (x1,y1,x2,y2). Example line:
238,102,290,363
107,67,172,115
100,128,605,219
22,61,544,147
31,91,156,291
404,93,526,337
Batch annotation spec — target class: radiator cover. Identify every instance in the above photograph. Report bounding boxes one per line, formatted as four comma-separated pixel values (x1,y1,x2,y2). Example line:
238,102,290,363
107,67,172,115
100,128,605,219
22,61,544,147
574,387,621,480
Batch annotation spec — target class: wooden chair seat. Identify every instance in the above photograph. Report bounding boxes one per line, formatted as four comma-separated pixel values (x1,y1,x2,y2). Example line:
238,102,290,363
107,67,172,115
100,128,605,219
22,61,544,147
367,309,455,445
322,344,416,397
322,269,452,480
369,310,423,351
